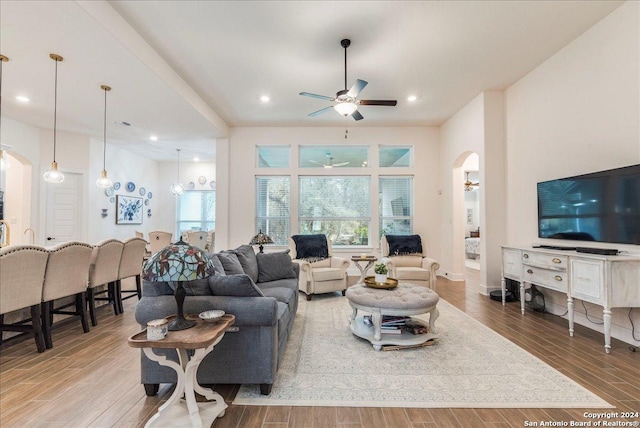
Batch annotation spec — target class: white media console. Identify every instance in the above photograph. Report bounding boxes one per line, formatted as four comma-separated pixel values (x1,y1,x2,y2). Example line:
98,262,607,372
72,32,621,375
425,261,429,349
501,245,640,353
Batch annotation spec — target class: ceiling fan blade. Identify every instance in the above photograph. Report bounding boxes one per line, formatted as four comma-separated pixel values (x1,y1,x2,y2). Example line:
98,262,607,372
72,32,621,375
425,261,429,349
308,106,334,117
332,162,350,167
351,110,364,121
300,92,335,101
309,160,323,165
359,99,397,106
346,79,368,98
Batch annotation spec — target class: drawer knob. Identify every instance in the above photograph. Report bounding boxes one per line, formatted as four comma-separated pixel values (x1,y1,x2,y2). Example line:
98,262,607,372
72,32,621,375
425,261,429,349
555,275,563,281
552,258,561,264
523,254,529,259
527,269,534,274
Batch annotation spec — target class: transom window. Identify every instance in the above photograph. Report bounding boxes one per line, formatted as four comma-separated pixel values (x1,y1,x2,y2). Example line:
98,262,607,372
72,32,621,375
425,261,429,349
257,146,290,168
299,146,369,168
379,146,412,167
299,176,370,246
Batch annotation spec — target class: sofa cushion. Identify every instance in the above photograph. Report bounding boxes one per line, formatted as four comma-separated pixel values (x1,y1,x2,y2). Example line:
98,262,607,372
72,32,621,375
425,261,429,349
208,274,265,297
217,252,244,275
261,287,296,316
390,255,423,267
256,251,296,283
232,245,259,283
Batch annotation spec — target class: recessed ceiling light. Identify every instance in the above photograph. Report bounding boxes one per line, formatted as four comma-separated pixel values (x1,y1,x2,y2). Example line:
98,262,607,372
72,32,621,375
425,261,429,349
260,95,270,102
16,95,30,103
193,157,199,162
150,135,158,141
407,95,417,102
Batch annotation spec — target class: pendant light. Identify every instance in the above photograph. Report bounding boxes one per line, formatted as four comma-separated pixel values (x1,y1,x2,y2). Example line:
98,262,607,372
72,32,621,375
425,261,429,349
170,149,185,196
0,54,10,171
96,85,113,188
43,54,65,183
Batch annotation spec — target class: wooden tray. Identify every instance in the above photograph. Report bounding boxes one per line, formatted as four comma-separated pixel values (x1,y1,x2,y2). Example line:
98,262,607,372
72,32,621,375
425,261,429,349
364,276,398,289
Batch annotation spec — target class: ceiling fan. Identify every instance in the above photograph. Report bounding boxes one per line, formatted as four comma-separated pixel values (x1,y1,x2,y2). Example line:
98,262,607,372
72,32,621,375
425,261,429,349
299,39,397,121
309,153,349,168
464,171,479,191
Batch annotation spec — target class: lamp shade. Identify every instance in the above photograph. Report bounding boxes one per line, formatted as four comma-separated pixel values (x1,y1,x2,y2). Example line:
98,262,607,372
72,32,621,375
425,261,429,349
334,102,357,116
249,230,274,253
142,240,216,330
142,240,215,283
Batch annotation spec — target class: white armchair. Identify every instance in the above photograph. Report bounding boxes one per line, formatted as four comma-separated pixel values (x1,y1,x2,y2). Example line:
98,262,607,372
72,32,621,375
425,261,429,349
288,235,349,301
381,234,439,291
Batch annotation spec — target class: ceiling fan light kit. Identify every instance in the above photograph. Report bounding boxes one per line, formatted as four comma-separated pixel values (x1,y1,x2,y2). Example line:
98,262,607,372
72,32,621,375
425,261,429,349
300,39,397,121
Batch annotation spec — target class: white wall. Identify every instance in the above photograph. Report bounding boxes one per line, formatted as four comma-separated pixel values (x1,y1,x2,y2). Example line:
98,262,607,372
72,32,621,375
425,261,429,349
503,1,640,345
224,127,441,266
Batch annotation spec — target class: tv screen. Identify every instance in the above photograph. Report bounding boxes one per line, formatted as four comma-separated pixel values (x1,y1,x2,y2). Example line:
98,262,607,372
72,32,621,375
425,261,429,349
537,164,640,245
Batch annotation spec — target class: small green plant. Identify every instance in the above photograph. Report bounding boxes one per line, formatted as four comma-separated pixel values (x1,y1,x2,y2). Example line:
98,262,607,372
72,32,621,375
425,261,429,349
374,263,388,275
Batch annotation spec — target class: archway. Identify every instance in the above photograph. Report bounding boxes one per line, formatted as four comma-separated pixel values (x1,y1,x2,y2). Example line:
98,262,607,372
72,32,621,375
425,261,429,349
1,151,34,245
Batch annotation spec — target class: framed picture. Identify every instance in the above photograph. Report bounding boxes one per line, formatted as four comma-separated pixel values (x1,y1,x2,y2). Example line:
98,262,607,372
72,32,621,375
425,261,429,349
466,208,473,224
116,195,143,225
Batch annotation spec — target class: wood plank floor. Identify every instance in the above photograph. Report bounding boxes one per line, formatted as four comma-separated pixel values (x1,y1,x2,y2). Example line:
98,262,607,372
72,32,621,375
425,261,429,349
1,275,638,427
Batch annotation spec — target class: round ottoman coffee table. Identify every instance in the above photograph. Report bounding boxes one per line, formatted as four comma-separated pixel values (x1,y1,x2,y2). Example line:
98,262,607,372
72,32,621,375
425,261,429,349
345,282,439,351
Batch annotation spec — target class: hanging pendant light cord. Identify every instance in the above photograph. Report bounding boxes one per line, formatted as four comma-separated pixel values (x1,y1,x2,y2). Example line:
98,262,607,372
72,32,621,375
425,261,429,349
103,87,107,171
53,57,58,163
177,149,180,182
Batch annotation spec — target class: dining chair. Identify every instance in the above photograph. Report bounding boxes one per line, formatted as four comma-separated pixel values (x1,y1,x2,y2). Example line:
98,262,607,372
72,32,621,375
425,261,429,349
87,239,124,326
41,241,93,348
186,230,208,251
116,236,147,313
148,231,172,255
0,245,49,353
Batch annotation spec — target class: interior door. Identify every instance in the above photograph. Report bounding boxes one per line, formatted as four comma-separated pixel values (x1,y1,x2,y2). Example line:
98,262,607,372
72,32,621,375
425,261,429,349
45,172,82,245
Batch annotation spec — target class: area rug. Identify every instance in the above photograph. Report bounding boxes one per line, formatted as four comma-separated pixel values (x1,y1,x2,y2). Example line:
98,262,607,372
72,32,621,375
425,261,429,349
233,294,612,408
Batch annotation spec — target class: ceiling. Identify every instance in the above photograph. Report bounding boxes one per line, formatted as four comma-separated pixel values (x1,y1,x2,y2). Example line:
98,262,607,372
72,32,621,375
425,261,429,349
0,1,624,162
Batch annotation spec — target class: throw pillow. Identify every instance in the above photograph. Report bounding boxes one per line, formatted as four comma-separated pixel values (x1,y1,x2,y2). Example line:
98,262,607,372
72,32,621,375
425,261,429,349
256,250,296,283
208,253,226,276
208,274,265,297
232,245,259,283
386,234,423,256
291,234,328,262
217,252,244,275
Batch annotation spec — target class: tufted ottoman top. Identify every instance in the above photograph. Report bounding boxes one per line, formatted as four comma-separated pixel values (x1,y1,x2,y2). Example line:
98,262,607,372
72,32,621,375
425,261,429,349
345,282,439,310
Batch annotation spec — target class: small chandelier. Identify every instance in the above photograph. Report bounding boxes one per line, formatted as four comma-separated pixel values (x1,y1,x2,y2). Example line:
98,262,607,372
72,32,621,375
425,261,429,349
43,54,65,184
0,55,10,171
96,85,113,188
334,102,357,117
170,148,185,196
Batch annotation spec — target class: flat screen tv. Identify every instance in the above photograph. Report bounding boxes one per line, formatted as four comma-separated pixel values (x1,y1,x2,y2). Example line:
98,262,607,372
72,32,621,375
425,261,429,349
537,164,640,245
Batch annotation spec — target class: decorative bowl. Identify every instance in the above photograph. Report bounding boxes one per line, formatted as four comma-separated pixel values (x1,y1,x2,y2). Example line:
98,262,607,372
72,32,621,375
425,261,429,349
199,310,225,322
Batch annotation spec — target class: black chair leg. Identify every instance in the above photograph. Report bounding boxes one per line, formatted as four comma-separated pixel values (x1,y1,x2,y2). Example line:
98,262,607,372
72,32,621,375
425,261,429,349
136,275,142,299
108,282,119,316
116,280,124,314
0,314,4,345
76,293,90,333
87,288,98,327
31,304,46,353
41,301,53,349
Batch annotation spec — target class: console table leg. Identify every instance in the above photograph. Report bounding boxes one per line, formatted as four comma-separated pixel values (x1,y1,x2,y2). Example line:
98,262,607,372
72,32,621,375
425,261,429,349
520,282,526,314
603,309,612,354
567,296,574,337
500,278,506,305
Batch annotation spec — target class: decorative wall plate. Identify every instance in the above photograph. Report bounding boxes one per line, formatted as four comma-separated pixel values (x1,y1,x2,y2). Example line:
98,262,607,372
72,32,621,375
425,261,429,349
105,187,114,197
187,182,195,190
110,197,115,203
144,199,149,206
139,187,146,196
126,182,136,192
147,192,153,199
198,175,207,185
209,181,216,190
113,182,121,190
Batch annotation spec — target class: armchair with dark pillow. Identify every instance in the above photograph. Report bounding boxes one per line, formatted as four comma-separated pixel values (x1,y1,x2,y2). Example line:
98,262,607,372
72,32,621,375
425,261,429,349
381,234,440,290
135,244,299,396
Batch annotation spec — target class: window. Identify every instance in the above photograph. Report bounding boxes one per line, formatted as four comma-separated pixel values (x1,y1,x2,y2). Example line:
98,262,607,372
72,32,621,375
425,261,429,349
379,177,413,236
257,146,290,168
379,146,412,167
177,190,215,235
299,146,369,168
299,176,370,246
256,176,290,245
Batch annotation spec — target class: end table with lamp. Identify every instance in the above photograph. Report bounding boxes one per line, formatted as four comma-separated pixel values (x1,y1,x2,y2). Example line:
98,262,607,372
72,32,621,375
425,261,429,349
249,229,274,253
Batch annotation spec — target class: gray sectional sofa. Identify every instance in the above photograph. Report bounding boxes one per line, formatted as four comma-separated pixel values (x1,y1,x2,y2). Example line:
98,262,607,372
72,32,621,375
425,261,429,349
134,245,299,396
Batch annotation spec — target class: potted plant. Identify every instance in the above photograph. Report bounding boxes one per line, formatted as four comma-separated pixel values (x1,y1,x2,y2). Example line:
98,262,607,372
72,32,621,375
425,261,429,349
374,262,388,284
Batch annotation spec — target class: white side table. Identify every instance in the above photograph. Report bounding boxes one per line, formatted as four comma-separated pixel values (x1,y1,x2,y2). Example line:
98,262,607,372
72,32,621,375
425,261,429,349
351,256,377,284
129,314,235,428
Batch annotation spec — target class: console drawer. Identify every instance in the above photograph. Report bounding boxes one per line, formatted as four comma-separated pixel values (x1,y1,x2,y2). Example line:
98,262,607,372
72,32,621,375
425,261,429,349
522,251,567,270
523,265,568,292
